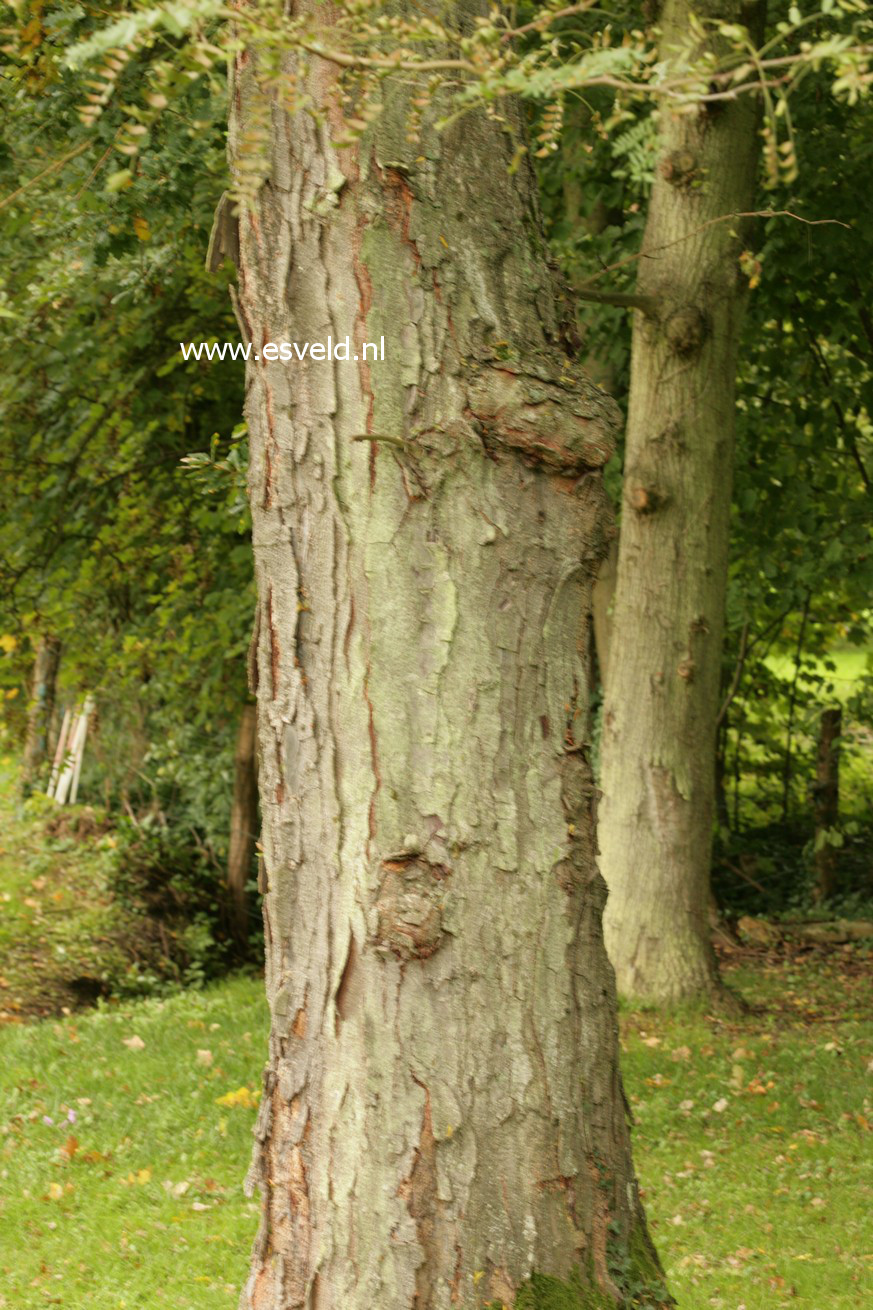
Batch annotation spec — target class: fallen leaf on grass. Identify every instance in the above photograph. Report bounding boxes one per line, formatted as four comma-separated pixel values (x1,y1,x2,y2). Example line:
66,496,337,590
163,1179,191,1197
78,1149,107,1164
215,1086,260,1109
121,1168,152,1186
122,1035,145,1051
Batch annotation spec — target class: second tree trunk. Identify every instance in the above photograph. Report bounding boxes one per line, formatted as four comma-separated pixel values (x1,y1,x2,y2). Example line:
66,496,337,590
598,0,765,1002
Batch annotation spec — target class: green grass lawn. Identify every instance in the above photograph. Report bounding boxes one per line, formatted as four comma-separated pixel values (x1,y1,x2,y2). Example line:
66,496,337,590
0,978,268,1309
1,757,871,1308
621,948,873,1308
1,953,869,1309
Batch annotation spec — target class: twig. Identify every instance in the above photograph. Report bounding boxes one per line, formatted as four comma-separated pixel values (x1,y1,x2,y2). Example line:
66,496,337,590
800,317,871,493
579,210,851,287
73,142,115,201
719,858,770,897
502,1,599,41
781,593,811,823
0,142,90,213
296,39,477,76
717,619,750,728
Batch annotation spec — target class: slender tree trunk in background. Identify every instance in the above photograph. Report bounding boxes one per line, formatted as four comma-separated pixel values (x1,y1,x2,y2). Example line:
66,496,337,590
781,594,810,822
227,702,259,947
714,721,730,831
21,635,61,792
598,0,765,1002
812,706,841,902
231,19,665,1310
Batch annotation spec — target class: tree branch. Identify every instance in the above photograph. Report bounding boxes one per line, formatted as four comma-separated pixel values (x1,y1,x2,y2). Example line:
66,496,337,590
579,209,851,287
716,619,750,728
573,287,659,313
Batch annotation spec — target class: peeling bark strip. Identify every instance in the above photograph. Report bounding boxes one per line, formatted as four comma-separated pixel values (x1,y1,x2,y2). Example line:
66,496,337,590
232,7,662,1308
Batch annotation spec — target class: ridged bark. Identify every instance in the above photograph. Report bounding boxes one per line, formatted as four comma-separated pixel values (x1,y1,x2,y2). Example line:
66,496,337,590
230,19,664,1310
598,0,765,1002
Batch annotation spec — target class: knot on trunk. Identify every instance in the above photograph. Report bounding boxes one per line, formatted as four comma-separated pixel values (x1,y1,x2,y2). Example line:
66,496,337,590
466,363,619,474
665,306,708,357
374,853,451,961
626,482,666,514
660,149,699,186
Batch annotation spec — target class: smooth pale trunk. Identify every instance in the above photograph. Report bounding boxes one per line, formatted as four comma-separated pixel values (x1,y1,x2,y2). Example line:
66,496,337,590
231,29,663,1310
598,0,765,1002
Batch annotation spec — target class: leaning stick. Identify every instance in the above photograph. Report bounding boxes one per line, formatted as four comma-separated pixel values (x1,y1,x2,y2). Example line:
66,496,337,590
47,707,72,799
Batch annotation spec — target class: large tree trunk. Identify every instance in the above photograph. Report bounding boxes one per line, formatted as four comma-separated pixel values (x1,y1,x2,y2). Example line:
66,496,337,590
231,21,663,1310
597,0,765,1002
21,635,61,792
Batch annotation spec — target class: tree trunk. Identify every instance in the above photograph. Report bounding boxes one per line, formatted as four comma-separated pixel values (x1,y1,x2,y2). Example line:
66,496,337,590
812,706,841,902
598,0,765,1002
21,635,61,792
227,702,259,948
231,24,663,1310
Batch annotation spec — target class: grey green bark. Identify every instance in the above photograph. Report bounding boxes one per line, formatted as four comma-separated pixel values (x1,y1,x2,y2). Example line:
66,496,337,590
230,19,664,1310
598,0,765,1002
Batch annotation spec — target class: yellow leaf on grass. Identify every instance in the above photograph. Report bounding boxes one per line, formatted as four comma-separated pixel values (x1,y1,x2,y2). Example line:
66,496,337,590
216,1085,260,1110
